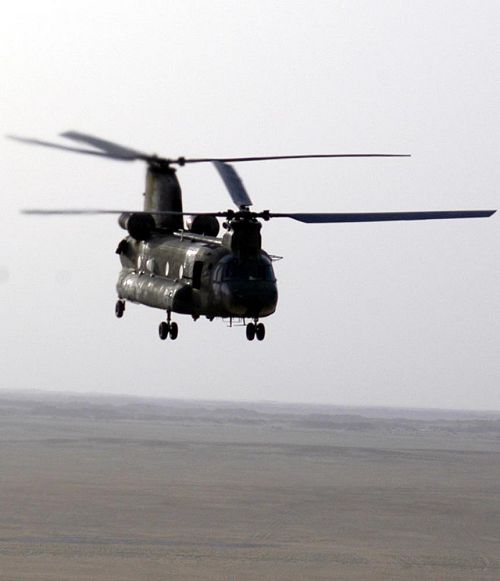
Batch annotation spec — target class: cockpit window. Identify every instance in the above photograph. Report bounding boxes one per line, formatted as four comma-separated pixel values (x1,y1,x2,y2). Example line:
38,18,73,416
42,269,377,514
222,260,275,282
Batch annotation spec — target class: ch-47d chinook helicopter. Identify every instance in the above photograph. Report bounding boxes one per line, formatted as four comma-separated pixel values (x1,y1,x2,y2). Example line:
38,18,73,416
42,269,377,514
10,131,496,341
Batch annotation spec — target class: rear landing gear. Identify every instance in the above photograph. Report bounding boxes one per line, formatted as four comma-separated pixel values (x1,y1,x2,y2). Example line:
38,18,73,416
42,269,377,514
246,322,256,341
159,312,178,341
169,321,178,340
246,320,266,341
115,300,125,318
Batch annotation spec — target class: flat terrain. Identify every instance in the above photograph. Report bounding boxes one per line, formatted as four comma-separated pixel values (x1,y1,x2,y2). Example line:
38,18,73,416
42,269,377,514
1,392,500,580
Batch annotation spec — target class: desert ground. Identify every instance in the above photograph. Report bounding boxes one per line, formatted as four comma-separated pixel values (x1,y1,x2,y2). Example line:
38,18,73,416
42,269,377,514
1,391,500,580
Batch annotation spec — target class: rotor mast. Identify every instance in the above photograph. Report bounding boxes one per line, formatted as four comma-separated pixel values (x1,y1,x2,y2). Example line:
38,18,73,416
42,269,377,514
144,162,183,231
222,217,262,259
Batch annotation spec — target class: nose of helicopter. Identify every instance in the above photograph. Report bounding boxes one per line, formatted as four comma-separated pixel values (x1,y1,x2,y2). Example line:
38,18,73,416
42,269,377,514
222,282,278,318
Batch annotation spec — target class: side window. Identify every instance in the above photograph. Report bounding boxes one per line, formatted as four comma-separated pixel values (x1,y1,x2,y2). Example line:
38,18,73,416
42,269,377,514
193,261,203,290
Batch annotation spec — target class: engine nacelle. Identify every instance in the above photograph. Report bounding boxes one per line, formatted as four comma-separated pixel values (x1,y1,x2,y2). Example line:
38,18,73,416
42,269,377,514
185,215,220,237
118,212,155,241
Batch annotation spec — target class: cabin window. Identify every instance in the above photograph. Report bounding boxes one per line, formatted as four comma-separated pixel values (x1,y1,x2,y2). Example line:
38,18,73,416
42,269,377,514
193,261,203,290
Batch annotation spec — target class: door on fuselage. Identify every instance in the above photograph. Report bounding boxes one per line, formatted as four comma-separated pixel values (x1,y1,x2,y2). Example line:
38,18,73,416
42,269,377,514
192,260,203,290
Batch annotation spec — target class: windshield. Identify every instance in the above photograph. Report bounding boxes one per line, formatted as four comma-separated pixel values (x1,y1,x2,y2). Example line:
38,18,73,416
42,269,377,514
223,259,275,282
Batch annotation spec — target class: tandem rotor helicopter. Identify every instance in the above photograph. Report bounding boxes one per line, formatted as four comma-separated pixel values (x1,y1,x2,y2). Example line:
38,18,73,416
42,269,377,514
10,131,496,341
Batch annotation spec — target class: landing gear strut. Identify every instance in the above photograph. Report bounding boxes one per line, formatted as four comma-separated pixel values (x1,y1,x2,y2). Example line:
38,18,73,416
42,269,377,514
159,311,179,341
115,299,125,318
246,320,266,341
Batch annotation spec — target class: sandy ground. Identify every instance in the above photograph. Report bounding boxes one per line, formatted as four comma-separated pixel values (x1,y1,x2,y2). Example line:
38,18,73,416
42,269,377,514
1,392,500,580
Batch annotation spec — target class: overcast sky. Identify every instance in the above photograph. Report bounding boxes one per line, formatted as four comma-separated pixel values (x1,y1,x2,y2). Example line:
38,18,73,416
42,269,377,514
1,0,499,409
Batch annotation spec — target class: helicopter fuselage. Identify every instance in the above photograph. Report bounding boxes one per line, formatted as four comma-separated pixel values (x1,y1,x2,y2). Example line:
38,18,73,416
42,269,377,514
116,232,278,320
14,129,496,342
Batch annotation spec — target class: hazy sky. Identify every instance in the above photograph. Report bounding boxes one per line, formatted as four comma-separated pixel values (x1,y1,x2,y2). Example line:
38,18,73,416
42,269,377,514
1,1,499,409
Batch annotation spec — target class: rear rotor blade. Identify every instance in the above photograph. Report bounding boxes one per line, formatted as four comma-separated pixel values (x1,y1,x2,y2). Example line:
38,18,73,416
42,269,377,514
269,210,496,223
9,131,411,166
6,135,127,160
188,153,411,163
8,132,159,163
61,131,150,161
212,161,253,208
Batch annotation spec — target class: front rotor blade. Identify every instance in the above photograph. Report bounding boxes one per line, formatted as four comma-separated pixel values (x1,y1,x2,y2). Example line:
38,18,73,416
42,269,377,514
23,209,133,215
61,131,150,161
7,135,128,160
212,161,253,208
269,210,496,223
21,209,228,217
187,153,411,163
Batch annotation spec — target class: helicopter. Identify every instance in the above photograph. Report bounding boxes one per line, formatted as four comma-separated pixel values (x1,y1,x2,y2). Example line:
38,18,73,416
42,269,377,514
9,131,496,341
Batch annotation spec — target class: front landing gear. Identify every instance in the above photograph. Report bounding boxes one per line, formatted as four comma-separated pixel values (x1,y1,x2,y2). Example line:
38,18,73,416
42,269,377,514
159,312,178,341
246,320,266,341
115,299,125,318
159,321,169,340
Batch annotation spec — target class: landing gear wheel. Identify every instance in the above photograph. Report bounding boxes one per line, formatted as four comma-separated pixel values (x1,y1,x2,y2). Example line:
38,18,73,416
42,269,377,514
169,321,178,340
115,300,125,318
159,321,170,340
256,323,266,341
246,322,256,341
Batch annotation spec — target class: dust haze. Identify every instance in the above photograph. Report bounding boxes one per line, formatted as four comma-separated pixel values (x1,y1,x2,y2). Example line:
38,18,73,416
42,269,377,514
2,391,500,580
